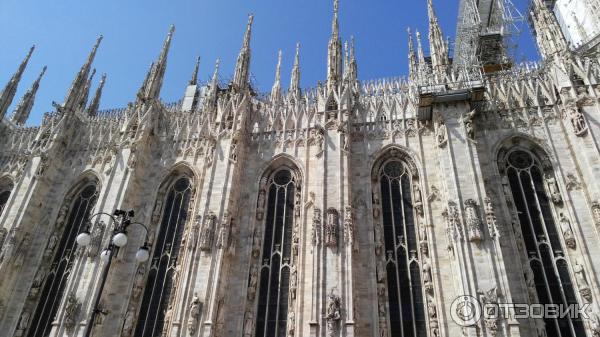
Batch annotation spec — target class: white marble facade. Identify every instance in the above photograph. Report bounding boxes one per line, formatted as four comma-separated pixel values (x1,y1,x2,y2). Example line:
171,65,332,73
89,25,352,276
1,1,600,337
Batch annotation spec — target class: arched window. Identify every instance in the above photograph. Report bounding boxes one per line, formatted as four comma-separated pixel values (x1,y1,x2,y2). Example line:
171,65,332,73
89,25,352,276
254,169,296,337
0,178,13,217
503,149,586,337
134,176,193,337
27,182,99,337
375,159,427,337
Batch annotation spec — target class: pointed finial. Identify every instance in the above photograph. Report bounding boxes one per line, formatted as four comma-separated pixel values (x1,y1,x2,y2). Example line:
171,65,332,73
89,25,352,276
233,15,254,89
137,25,175,103
190,56,201,85
416,30,426,64
78,68,96,110
87,73,106,117
0,45,36,119
290,43,301,99
10,65,47,125
271,50,283,105
243,14,254,49
275,50,282,84
61,35,103,112
332,0,340,38
212,58,221,83
205,58,221,109
408,28,418,79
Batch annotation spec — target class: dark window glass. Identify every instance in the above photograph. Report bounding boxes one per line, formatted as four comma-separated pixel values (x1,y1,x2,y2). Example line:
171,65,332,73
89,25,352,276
27,184,98,337
255,169,295,337
377,160,425,337
135,177,192,337
0,190,11,216
505,150,585,337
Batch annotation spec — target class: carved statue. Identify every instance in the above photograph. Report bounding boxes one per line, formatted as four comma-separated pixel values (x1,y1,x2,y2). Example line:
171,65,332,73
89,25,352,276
422,260,433,292
132,265,146,299
592,201,600,227
64,293,81,331
251,228,262,258
229,141,238,162
545,175,562,204
0,229,7,252
463,109,476,140
256,177,268,220
413,183,424,216
464,199,482,242
217,213,231,249
247,265,258,301
484,197,498,238
292,225,299,258
326,293,341,337
316,128,325,155
566,104,588,136
88,221,106,258
288,309,296,336
15,311,30,336
435,121,447,147
574,263,592,302
122,310,135,337
188,293,202,336
372,190,381,219
589,312,600,337
243,311,254,337
376,259,386,283
559,213,576,249
151,200,163,224
199,213,216,251
31,269,46,296
344,206,355,250
379,317,388,337
14,233,31,267
325,209,339,248
312,208,322,247
290,264,298,300
44,232,58,258
374,224,383,256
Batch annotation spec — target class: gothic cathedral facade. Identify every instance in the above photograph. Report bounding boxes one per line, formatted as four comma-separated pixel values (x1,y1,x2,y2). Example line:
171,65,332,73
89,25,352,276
1,0,600,337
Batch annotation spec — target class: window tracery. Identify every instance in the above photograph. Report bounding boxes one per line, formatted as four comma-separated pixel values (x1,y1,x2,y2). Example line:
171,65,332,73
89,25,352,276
26,182,99,337
134,176,193,337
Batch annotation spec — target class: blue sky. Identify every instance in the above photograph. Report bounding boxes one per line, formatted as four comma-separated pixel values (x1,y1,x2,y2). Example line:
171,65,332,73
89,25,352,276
0,0,538,126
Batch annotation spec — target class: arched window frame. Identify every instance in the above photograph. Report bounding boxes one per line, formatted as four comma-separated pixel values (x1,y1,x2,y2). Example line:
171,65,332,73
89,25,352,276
245,162,302,337
25,177,100,337
132,173,195,337
0,176,14,218
498,144,588,337
371,147,435,337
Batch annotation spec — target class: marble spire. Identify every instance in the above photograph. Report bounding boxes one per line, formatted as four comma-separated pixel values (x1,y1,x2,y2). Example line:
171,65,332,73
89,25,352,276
87,73,106,117
232,15,254,90
289,43,301,100
60,36,102,113
78,68,96,111
136,25,175,103
0,45,35,120
408,28,418,80
327,0,343,91
11,66,46,125
190,56,201,86
427,0,449,76
271,50,283,105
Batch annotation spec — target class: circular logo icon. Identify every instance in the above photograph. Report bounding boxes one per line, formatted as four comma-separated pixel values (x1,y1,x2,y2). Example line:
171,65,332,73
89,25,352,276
450,295,482,326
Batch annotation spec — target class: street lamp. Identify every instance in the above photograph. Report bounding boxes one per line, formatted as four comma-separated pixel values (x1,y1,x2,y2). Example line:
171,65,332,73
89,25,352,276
77,209,150,337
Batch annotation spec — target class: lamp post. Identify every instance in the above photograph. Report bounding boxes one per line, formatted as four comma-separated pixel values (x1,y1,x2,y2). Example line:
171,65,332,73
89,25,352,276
76,209,150,337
